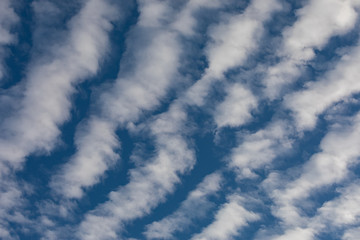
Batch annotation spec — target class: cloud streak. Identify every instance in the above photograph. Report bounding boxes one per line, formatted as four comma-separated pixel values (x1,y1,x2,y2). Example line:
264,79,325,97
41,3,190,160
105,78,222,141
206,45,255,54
0,0,120,238
0,0,18,83
263,0,360,99
77,104,195,239
50,0,185,199
0,0,119,171
144,172,223,239
191,194,260,240
285,41,360,130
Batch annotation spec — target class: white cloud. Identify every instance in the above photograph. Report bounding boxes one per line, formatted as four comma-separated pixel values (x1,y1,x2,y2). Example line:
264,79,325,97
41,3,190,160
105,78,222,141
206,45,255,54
269,113,360,226
0,0,18,82
314,182,360,227
50,118,119,198
285,42,360,130
0,0,119,237
264,0,360,99
214,83,257,128
144,172,223,239
137,0,169,28
230,120,293,179
267,180,360,239
191,194,260,240
75,3,284,235
50,0,184,199
171,0,224,36
270,228,315,240
50,0,280,201
72,1,279,234
77,104,196,240
0,0,118,169
3,0,360,239
0,177,31,240
343,227,360,240
101,31,180,123
283,0,358,60
184,0,282,106
212,0,282,72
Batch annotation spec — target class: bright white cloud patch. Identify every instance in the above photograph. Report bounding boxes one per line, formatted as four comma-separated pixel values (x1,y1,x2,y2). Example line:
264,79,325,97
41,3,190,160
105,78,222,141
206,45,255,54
144,172,223,239
2,0,360,239
185,0,282,106
264,0,360,99
192,194,260,240
230,120,293,179
214,83,257,128
285,42,360,130
265,112,360,233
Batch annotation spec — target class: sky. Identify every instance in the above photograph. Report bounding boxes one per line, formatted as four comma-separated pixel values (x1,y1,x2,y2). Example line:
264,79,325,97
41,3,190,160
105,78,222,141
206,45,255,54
1,0,360,239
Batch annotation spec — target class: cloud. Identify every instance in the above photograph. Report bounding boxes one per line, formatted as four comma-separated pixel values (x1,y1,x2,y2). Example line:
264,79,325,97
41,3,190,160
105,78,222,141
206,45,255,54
50,118,119,198
3,0,360,239
0,0,120,238
269,112,360,226
269,228,315,240
343,227,360,240
267,180,360,239
51,29,181,198
263,0,360,99
184,0,282,106
144,172,223,239
50,0,185,199
214,83,257,128
315,182,360,227
191,194,260,240
0,0,119,170
50,0,280,201
77,104,195,239
285,42,360,130
76,1,283,237
0,0,19,82
171,0,224,36
229,119,294,179
0,176,31,240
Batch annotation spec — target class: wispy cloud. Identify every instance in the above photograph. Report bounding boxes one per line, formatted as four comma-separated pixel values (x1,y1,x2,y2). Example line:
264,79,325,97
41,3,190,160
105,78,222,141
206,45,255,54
185,0,282,106
263,0,360,99
144,172,223,239
229,119,294,179
75,1,283,238
264,112,360,235
77,104,195,239
191,194,260,240
265,179,360,239
50,0,184,200
285,41,360,130
343,227,360,240
0,0,119,170
0,177,30,239
214,83,257,128
0,0,120,238
0,0,18,83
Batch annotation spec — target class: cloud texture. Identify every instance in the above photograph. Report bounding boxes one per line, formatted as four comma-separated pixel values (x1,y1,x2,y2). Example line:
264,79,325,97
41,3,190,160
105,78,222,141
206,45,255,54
1,0,360,239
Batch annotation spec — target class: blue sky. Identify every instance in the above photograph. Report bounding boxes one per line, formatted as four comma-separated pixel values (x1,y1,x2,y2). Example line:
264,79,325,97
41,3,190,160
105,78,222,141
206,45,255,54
1,0,360,239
